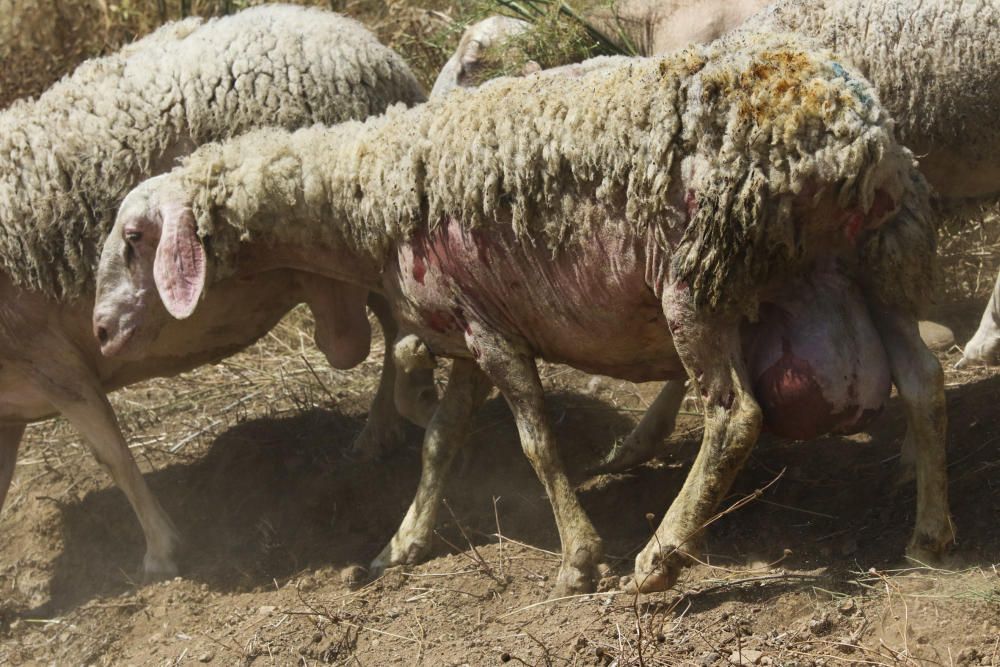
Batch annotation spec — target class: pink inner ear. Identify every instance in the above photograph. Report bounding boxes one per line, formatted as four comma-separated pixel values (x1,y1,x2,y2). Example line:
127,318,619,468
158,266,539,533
153,203,206,319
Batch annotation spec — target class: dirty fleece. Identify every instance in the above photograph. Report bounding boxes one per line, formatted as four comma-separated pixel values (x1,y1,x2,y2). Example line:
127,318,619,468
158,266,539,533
180,33,932,318
0,5,425,300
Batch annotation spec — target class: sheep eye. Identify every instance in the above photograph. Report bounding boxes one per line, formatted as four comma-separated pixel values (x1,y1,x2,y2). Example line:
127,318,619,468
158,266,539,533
124,230,142,243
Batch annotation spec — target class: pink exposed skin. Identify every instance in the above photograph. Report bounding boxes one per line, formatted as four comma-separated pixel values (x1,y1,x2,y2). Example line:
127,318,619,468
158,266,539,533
391,222,682,382
745,269,892,440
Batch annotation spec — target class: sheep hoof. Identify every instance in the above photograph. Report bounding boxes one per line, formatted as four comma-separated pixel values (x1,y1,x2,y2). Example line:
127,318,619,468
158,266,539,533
142,554,180,584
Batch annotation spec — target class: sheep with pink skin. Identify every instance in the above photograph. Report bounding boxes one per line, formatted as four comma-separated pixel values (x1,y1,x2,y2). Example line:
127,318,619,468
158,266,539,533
96,34,952,594
0,4,437,581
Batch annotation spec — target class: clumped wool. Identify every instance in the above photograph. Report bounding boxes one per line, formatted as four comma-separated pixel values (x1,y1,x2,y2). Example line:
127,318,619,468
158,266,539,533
0,4,425,299
177,34,923,313
726,0,1000,193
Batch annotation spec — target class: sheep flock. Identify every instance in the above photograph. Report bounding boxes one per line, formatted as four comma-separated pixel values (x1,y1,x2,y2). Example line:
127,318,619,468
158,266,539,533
1,0,999,663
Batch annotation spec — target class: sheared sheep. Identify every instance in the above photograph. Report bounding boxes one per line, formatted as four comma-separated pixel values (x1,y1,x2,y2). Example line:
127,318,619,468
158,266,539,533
0,3,434,580
98,34,953,593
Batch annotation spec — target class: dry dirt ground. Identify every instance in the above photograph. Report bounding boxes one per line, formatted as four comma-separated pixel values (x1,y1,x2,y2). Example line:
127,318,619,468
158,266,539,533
0,300,998,666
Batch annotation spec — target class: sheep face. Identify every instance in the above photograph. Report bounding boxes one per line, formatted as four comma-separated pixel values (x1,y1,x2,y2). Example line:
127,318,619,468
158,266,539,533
94,175,206,358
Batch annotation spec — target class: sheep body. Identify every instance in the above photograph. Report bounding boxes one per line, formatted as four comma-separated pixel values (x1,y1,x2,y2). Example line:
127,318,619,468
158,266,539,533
115,34,947,594
0,4,428,579
183,33,925,314
0,3,424,300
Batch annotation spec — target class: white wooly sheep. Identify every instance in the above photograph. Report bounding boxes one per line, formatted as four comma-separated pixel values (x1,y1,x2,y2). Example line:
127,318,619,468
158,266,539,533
0,4,430,581
106,35,950,594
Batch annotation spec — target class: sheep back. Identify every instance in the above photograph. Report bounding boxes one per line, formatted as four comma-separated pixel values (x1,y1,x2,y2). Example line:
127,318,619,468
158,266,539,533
0,4,425,300
180,33,924,314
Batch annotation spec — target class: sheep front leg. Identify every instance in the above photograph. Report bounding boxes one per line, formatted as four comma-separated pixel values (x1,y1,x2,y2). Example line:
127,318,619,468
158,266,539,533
592,380,686,474
0,423,26,516
472,328,604,594
20,343,179,580
633,296,762,592
370,359,489,576
870,308,954,560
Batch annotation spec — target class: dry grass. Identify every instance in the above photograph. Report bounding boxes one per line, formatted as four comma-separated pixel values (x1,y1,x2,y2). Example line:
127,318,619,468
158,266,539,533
937,205,1000,304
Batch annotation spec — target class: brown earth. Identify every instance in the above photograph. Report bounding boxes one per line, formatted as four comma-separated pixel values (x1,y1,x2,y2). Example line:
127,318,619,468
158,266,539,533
0,301,998,666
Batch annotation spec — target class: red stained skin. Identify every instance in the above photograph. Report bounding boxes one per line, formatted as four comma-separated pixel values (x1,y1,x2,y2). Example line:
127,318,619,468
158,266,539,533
844,189,896,243
745,273,891,440
411,251,426,284
391,218,681,382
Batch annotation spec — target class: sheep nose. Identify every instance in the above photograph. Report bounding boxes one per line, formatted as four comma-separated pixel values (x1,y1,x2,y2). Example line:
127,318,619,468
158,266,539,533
95,324,109,345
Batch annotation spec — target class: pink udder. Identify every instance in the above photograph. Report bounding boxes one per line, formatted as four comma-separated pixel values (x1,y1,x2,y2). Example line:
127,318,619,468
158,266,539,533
744,272,891,440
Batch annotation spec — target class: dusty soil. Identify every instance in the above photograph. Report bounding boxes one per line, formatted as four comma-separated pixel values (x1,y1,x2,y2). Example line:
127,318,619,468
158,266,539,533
0,302,997,666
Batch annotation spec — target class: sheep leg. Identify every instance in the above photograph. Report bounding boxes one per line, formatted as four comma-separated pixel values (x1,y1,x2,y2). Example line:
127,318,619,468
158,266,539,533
870,308,954,561
958,268,1000,367
369,359,489,576
633,295,762,593
472,328,604,595
0,423,25,516
350,295,438,459
392,333,440,428
591,379,686,474
22,350,179,580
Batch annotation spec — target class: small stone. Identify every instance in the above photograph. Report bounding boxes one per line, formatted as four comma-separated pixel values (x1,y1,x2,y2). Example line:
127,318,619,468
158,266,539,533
918,321,955,351
837,599,856,615
257,605,276,615
151,605,168,618
197,652,214,663
808,616,832,636
700,651,720,666
729,648,763,665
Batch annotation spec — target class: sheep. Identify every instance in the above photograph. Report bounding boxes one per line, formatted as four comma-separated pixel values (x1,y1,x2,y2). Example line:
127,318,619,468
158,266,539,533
0,3,436,581
601,0,1000,470
98,34,953,594
429,0,770,96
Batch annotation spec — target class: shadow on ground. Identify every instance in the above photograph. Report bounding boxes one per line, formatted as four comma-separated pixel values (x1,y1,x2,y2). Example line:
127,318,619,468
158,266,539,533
37,373,1000,614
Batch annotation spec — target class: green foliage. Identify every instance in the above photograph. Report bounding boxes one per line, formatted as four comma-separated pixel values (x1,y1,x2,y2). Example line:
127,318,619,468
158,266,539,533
439,0,639,86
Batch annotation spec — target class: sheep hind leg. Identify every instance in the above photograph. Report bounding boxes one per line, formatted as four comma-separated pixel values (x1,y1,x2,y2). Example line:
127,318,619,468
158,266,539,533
0,423,25,517
350,295,438,460
633,296,762,593
472,329,604,594
369,359,489,576
591,380,686,474
871,308,954,561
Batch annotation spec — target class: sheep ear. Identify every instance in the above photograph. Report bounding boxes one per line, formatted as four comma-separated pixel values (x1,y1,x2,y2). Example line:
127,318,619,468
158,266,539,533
153,203,205,320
